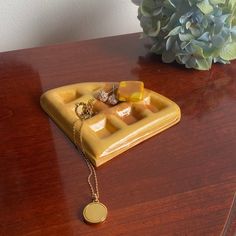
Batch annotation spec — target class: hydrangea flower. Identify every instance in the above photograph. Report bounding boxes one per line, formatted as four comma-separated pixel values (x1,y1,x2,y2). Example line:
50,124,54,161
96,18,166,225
136,0,236,70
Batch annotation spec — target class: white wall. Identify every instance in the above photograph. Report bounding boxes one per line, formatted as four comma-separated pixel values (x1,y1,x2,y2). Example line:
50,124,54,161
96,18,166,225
0,0,141,52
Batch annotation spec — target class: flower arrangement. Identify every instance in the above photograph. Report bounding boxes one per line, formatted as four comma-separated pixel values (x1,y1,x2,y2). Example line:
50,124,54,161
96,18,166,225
136,0,236,70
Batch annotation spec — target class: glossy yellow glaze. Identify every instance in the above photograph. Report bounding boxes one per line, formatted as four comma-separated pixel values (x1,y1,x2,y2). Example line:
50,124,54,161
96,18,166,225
40,82,181,167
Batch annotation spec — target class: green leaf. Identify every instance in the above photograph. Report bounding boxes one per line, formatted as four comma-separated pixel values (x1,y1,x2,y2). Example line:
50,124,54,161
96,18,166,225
165,26,181,38
220,42,236,60
196,58,212,70
231,26,236,40
189,26,201,37
209,0,225,4
227,0,236,11
140,16,160,37
186,21,192,29
148,21,161,36
198,32,210,41
141,0,156,16
166,36,176,50
179,33,194,41
193,45,205,58
197,0,213,14
185,57,197,68
212,35,225,48
167,0,177,8
213,57,230,64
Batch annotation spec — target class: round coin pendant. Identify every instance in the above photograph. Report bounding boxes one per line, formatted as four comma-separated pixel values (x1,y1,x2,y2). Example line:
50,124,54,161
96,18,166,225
83,202,108,224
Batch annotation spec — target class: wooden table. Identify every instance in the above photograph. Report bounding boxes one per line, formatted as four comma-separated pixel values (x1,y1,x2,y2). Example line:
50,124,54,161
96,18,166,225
1,33,236,235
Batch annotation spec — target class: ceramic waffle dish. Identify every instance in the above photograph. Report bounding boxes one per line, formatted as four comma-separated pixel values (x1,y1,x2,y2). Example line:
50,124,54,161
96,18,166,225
40,82,181,167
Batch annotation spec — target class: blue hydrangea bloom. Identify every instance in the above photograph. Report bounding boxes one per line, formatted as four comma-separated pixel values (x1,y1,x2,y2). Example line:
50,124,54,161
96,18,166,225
137,0,236,70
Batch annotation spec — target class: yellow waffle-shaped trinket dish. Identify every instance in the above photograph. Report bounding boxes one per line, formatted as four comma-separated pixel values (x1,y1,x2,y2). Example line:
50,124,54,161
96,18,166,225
40,82,181,167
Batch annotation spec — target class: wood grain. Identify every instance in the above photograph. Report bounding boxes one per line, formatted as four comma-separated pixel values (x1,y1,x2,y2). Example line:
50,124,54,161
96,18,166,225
0,33,236,236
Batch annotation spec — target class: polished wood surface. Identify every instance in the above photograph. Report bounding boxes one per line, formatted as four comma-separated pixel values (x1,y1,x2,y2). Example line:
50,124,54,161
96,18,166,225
0,33,236,235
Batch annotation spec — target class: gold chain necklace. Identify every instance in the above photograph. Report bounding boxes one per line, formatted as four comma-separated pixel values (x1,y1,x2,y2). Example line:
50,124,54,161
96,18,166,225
73,100,108,224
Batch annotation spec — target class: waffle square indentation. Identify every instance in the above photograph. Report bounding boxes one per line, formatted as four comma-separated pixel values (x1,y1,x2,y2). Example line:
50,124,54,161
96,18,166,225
115,103,146,125
89,118,120,139
59,90,82,103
